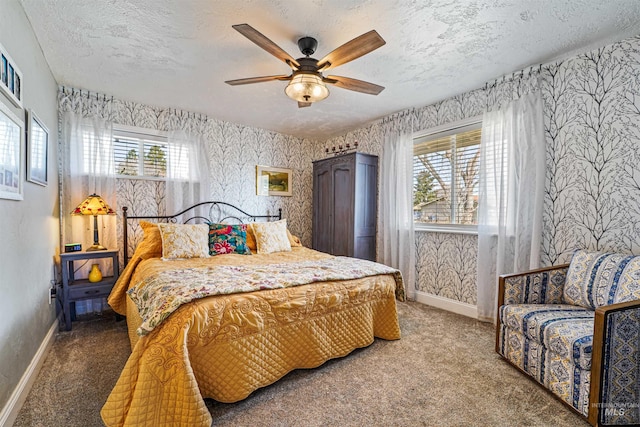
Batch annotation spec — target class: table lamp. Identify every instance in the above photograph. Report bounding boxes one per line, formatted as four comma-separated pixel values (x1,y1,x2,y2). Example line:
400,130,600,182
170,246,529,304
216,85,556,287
71,193,116,251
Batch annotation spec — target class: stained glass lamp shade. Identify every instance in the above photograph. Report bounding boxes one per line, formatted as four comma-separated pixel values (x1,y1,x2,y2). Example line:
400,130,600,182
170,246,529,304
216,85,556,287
71,193,116,251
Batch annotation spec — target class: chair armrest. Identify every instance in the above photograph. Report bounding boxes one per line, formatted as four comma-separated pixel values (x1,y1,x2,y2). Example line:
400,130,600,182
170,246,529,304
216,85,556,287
589,299,640,426
498,263,570,307
495,264,570,353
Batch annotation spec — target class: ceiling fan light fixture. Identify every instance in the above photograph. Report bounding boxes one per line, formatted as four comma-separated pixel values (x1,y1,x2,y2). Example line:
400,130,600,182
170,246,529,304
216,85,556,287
285,73,329,103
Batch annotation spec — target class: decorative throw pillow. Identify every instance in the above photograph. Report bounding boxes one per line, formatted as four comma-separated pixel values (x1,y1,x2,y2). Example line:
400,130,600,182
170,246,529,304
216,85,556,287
157,223,209,260
246,223,257,251
208,223,251,255
287,230,303,247
246,222,302,251
251,219,292,254
137,221,163,259
563,249,640,309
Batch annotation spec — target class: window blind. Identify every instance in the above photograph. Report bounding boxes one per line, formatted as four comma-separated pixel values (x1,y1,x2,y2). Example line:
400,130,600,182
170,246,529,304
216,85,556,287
113,129,168,178
413,123,481,225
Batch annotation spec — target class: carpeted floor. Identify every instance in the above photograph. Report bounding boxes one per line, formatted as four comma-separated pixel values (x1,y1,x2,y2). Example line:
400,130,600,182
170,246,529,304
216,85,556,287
14,302,589,426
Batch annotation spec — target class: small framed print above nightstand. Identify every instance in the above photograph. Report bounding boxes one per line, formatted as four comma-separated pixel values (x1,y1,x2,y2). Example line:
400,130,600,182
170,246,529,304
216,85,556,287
59,250,119,331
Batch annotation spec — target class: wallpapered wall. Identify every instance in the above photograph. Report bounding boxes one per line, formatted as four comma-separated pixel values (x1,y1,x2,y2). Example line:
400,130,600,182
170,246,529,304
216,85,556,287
541,36,640,264
325,88,487,305
59,34,640,309
58,90,319,262
325,35,640,306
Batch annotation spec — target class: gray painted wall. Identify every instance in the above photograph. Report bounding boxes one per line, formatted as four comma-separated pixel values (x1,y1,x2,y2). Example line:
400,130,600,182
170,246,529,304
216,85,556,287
0,0,59,414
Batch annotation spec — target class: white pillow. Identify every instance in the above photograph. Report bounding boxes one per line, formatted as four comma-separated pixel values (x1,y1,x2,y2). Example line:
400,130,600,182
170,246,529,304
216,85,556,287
157,223,210,260
251,219,292,254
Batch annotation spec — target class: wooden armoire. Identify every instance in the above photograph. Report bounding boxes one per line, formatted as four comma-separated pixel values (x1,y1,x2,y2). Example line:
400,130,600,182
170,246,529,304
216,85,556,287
312,152,378,261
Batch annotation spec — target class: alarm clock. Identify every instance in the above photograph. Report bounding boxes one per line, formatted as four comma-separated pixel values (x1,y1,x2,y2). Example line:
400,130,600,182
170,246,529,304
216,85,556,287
64,243,82,253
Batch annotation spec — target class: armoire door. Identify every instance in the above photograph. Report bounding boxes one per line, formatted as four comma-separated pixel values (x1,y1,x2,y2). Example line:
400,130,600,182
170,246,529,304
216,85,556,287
353,155,377,261
331,160,354,256
312,162,333,254
313,152,377,260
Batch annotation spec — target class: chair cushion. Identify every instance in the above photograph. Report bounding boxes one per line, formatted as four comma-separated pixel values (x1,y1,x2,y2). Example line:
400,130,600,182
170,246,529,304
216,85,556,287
499,324,592,416
500,304,594,370
563,250,640,309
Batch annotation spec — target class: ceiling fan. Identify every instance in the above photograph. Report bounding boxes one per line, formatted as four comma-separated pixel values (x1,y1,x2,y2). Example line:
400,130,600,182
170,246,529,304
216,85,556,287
225,24,386,108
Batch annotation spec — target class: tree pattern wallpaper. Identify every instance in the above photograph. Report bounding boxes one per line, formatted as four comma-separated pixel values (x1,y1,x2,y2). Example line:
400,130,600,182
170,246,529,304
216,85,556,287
325,35,640,305
541,37,640,264
59,34,640,309
58,90,319,263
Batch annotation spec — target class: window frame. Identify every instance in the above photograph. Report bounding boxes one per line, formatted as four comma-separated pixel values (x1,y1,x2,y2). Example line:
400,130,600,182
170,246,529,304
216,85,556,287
113,124,168,181
413,116,482,234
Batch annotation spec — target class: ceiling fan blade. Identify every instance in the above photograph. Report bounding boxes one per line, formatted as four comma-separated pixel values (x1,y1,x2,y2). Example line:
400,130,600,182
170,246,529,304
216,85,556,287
317,30,385,71
233,24,300,69
298,101,312,108
225,75,291,86
324,75,384,95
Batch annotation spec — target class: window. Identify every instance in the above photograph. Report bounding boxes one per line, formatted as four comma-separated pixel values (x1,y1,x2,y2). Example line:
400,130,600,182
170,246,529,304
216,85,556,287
413,119,481,226
113,127,168,178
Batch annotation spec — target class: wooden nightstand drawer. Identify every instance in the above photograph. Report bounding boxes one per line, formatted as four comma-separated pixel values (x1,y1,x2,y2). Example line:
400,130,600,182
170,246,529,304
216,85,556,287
68,281,114,300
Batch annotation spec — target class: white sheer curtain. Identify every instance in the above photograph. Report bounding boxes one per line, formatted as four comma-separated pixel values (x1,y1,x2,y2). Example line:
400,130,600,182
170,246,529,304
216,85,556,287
61,111,116,314
166,130,210,219
381,124,416,300
476,91,545,322
62,111,117,253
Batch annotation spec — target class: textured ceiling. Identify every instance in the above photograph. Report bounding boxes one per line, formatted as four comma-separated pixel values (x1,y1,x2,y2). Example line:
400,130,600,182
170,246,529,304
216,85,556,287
18,0,640,140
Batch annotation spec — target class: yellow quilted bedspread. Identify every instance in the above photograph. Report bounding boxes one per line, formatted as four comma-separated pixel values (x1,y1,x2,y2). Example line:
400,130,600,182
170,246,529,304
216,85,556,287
102,247,402,427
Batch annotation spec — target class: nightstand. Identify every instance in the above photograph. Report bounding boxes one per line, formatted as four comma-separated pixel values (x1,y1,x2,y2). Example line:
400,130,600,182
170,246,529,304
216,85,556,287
59,250,119,331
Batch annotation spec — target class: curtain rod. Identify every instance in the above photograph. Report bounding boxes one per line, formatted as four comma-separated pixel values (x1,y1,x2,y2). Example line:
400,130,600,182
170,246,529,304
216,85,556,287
60,86,207,122
485,64,543,90
60,86,114,102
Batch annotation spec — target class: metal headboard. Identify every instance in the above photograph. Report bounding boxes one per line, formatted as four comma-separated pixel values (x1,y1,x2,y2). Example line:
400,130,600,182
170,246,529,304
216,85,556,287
122,201,282,265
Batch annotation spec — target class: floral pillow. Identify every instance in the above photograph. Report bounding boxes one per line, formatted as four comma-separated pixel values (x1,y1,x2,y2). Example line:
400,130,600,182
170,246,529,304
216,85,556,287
208,223,251,255
157,223,210,260
251,219,292,254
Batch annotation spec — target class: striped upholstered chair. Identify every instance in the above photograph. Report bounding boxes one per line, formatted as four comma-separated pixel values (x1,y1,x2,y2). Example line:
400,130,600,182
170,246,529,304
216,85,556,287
496,250,640,426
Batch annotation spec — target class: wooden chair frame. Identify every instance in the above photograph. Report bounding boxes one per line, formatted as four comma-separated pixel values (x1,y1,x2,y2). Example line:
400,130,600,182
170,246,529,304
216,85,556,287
496,265,640,426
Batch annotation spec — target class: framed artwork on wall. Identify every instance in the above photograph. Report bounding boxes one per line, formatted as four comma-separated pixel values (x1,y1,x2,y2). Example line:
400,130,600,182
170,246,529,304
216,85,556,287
0,100,24,200
26,109,49,186
0,42,23,108
256,165,292,196
1,55,7,86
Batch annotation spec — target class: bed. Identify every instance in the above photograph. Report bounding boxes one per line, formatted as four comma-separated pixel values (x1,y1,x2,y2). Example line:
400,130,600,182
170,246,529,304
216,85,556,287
101,202,404,427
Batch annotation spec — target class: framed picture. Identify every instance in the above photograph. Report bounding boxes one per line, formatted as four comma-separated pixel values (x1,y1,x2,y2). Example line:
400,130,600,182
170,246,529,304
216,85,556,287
0,100,24,200
256,165,292,196
1,55,7,86
26,110,48,186
0,42,23,108
14,73,20,101
7,64,14,93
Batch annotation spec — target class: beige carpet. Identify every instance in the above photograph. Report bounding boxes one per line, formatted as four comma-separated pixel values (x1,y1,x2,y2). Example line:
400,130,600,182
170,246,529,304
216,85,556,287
14,302,589,426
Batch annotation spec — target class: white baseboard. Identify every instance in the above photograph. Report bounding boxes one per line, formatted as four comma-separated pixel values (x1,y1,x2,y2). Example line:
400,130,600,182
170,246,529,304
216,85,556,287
414,291,478,319
0,319,58,427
